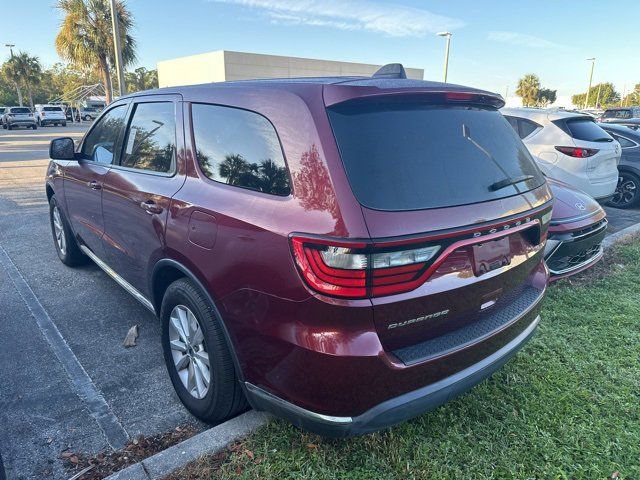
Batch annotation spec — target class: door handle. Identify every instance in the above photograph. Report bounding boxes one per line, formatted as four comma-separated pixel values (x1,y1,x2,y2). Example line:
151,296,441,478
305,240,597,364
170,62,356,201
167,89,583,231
140,200,163,215
88,180,102,190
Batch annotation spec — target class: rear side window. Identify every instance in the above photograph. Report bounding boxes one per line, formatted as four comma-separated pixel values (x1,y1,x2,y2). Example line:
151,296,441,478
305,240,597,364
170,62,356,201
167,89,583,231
191,103,291,196
564,119,612,142
81,104,127,164
121,102,176,174
327,102,544,211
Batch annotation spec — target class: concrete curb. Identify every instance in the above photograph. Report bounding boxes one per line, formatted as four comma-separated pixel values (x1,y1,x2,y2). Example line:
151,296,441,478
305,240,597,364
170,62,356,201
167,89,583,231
103,411,270,480
602,221,640,250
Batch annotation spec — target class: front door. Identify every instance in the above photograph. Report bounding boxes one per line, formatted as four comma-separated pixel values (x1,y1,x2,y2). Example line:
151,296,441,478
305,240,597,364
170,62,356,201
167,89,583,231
64,103,129,257
101,97,185,297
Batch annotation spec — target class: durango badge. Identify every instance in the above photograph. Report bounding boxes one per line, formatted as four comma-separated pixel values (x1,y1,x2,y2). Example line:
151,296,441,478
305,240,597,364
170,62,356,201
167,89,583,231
388,309,450,329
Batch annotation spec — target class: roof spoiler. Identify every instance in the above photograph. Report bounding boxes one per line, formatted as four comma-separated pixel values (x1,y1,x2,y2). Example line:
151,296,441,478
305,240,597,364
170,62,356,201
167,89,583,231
372,63,407,79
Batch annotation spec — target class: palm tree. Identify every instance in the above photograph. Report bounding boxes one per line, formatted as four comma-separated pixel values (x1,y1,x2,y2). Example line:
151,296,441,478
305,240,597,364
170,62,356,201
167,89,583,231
515,74,541,107
5,53,42,108
55,0,136,104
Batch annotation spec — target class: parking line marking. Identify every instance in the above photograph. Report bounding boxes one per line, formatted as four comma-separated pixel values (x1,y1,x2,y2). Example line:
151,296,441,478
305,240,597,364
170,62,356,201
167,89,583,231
0,244,129,449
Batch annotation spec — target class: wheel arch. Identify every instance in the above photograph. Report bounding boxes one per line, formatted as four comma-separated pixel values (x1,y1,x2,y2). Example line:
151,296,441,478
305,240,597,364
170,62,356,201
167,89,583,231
46,183,55,201
150,258,249,388
618,165,640,179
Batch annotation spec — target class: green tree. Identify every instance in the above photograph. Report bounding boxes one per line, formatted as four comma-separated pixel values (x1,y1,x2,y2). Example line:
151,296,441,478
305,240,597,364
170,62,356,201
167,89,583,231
572,82,619,109
536,88,556,107
622,83,640,107
516,74,541,107
5,52,43,108
55,0,136,104
125,67,158,93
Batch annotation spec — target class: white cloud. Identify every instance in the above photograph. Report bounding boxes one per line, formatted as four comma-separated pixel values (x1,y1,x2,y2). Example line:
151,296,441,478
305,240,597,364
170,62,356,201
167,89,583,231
487,31,562,49
210,0,465,37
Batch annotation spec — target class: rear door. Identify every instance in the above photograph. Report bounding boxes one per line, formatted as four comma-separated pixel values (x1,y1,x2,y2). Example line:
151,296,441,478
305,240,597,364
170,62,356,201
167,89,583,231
64,102,129,257
101,95,185,297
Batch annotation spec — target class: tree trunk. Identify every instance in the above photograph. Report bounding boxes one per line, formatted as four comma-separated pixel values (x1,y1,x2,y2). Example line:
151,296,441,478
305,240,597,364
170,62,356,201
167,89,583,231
99,55,113,105
15,83,23,106
28,87,34,109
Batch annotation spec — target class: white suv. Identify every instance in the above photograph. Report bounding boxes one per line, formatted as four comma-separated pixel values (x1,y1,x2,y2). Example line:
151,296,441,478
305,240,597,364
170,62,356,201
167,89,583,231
34,104,67,127
502,108,620,201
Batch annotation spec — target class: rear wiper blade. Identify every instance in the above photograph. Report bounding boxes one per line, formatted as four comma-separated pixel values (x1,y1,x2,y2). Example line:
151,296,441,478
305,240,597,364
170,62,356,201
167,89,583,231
489,175,535,192
594,137,613,142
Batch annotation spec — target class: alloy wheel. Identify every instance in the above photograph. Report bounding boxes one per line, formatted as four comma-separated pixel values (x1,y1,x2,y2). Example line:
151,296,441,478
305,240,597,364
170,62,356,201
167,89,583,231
169,305,211,399
611,174,637,207
52,206,67,255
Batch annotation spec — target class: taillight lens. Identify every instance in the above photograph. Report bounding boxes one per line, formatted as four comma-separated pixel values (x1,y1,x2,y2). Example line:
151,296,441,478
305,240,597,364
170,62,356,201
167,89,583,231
555,146,599,158
291,237,440,299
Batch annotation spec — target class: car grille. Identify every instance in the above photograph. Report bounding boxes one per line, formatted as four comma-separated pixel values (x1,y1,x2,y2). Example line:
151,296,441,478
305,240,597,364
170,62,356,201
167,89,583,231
546,243,602,274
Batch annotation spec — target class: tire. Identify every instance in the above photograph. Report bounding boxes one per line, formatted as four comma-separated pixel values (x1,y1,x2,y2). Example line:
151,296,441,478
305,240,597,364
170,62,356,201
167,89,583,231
161,278,247,423
37,118,41,126
32,125,37,130
62,121,67,127
6,124,11,130
49,195,86,266
608,172,640,209
84,115,91,121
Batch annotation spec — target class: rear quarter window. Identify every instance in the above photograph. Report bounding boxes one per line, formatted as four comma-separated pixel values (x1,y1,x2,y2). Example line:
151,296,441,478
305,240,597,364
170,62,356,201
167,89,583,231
191,103,291,196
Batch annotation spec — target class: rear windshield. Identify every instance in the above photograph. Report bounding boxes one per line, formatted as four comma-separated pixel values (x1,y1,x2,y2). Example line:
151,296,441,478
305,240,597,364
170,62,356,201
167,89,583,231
565,118,613,142
10,107,30,113
603,109,632,119
43,106,63,112
327,102,544,211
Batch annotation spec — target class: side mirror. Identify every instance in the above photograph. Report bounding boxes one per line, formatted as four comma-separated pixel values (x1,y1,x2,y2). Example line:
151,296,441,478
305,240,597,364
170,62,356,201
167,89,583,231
49,137,76,160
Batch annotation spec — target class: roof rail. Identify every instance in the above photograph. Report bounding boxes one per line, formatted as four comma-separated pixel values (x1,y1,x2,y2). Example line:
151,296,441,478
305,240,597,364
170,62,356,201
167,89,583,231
372,63,407,79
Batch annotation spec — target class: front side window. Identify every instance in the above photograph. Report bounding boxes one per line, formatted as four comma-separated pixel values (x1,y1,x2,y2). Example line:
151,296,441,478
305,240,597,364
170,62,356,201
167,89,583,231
191,103,291,196
81,104,127,164
120,102,176,174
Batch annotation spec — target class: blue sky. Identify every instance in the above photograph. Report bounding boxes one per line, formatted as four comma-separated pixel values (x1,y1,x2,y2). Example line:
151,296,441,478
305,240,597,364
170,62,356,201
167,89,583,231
2,0,639,104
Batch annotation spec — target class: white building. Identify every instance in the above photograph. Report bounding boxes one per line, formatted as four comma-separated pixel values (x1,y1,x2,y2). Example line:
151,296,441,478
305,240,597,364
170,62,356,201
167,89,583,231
157,50,424,87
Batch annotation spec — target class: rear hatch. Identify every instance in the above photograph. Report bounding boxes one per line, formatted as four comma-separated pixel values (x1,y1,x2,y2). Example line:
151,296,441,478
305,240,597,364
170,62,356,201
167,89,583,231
10,107,32,120
324,86,552,352
558,117,620,183
42,106,66,120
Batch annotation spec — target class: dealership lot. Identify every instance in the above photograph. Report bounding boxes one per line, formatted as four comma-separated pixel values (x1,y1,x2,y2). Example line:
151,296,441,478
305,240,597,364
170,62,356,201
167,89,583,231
0,124,636,480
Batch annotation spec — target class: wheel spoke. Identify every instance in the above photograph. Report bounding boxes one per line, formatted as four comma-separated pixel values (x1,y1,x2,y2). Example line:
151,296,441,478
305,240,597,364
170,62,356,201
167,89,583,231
191,324,204,347
194,350,209,367
178,307,191,343
194,357,210,389
170,339,188,353
169,315,188,342
175,353,190,371
187,361,196,394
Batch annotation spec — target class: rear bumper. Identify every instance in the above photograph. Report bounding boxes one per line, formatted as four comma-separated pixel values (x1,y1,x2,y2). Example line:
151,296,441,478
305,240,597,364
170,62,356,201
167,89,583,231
246,314,540,437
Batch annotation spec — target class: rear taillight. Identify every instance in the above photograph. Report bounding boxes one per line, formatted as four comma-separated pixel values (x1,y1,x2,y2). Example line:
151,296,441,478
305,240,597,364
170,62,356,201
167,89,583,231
290,237,441,299
41,112,45,116
555,146,599,158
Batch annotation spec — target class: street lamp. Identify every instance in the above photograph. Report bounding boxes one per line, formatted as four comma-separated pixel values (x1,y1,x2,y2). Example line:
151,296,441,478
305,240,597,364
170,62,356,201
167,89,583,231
437,32,452,83
584,57,595,109
5,43,15,58
109,0,127,98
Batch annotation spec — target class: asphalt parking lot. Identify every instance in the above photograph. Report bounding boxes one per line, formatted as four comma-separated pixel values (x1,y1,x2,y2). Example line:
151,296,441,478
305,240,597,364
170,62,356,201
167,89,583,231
0,124,637,480
0,124,204,479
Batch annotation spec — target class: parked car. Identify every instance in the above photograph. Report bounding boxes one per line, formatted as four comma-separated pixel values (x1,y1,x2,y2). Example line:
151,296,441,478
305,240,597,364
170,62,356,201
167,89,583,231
502,108,620,202
0,107,6,127
65,106,80,122
599,123,640,208
2,106,37,130
545,178,607,280
46,66,553,437
601,107,640,123
79,106,99,121
34,104,67,127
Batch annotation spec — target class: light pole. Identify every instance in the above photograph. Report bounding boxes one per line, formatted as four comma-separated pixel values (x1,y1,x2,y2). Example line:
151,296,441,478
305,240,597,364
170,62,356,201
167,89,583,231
437,32,452,83
109,0,127,98
5,43,15,58
584,57,595,109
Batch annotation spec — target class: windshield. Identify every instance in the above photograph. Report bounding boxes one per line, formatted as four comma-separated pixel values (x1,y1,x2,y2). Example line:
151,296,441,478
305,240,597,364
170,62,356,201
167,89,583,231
327,101,544,211
565,118,613,142
603,109,631,119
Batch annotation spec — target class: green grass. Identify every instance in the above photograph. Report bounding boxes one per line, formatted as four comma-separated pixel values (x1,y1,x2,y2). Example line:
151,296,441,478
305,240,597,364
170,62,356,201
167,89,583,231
179,240,640,480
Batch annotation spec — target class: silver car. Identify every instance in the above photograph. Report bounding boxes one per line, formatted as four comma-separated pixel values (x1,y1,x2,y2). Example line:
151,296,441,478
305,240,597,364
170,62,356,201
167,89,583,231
2,106,37,130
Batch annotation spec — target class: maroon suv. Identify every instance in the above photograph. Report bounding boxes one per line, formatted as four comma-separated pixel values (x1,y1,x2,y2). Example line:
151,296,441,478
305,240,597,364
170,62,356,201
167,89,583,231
46,65,552,437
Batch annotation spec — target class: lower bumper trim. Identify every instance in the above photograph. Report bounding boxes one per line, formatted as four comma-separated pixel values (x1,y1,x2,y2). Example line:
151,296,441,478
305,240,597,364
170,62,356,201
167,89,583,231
245,314,540,437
